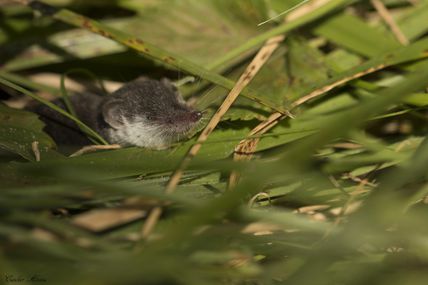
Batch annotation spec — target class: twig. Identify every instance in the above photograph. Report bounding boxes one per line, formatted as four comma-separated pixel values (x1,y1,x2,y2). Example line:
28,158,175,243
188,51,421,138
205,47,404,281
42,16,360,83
140,35,286,239
371,0,409,45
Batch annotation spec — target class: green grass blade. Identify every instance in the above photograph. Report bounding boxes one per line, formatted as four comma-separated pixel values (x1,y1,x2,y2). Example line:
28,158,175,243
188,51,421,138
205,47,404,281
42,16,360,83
0,76,108,145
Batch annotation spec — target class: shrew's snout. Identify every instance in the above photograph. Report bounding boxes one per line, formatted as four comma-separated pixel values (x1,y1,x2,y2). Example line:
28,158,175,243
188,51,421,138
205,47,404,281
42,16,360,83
190,111,202,122
175,110,202,124
165,110,202,125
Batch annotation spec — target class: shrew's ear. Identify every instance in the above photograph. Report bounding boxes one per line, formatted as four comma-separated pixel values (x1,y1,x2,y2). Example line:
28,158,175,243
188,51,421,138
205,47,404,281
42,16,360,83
102,99,125,129
133,76,150,83
160,77,178,92
160,78,185,104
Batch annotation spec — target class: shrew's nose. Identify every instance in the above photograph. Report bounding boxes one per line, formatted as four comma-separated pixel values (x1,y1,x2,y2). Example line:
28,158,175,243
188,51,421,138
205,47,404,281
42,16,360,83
190,111,202,122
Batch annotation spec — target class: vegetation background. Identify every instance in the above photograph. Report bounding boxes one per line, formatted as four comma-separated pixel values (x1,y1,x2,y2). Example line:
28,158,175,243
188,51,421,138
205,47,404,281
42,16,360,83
1,0,428,284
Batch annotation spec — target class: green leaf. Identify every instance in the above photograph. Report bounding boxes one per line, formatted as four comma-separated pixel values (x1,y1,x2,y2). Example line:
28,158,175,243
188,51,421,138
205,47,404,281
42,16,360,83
294,37,428,102
2,121,251,181
314,13,401,57
0,104,57,161
399,1,428,41
403,93,428,106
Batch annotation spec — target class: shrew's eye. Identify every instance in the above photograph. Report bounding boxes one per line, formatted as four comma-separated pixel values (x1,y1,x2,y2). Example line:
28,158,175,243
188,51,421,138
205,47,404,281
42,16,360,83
146,115,154,120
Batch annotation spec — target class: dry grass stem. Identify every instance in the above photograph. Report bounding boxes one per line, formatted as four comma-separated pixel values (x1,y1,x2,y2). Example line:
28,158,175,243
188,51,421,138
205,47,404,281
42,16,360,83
228,0,339,188
31,141,40,162
371,0,409,45
141,35,286,239
228,112,284,188
291,64,386,107
69,144,121,157
248,192,272,207
229,62,392,188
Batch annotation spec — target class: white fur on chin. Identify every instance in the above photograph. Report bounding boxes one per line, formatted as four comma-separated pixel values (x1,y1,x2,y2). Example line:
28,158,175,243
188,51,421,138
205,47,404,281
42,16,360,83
107,117,169,149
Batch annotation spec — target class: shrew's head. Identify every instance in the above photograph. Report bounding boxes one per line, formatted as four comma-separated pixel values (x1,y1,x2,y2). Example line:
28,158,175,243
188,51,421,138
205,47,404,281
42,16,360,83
102,77,202,148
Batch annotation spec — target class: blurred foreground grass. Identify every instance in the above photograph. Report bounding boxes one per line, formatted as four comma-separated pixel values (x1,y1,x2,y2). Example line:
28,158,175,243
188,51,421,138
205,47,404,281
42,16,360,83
1,0,428,284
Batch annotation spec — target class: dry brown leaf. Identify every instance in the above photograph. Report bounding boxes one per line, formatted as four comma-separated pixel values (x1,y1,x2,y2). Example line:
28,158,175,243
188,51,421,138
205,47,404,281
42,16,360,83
72,208,146,232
